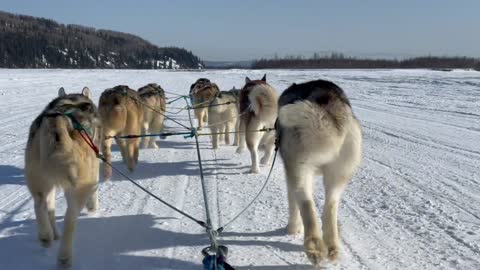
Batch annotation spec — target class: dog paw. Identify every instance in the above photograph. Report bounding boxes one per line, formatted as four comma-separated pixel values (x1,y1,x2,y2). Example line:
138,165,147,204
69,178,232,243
304,236,327,266
148,143,158,149
327,246,339,261
57,255,72,269
249,167,260,174
286,223,303,235
86,205,97,213
39,236,53,248
260,157,270,165
127,162,136,172
236,147,245,154
103,168,112,181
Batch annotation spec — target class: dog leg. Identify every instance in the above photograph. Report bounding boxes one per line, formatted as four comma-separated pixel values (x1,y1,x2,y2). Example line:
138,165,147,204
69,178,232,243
236,117,247,153
125,138,139,172
57,187,89,268
102,133,114,180
246,120,262,173
115,137,128,165
202,109,208,127
286,181,303,235
289,165,327,265
210,126,219,149
322,170,349,262
218,124,225,143
260,133,275,165
141,122,150,149
134,137,140,164
233,119,240,146
225,123,231,145
126,141,134,172
33,189,54,247
148,118,162,149
194,108,202,130
46,187,60,240
86,186,98,213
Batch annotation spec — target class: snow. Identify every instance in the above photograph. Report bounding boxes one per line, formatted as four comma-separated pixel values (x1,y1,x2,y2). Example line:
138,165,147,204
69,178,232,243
0,69,479,269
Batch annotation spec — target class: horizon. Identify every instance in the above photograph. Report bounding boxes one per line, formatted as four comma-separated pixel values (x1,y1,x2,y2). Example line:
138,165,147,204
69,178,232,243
1,1,479,61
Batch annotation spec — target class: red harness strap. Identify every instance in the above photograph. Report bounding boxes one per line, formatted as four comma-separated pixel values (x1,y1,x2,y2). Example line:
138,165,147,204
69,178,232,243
77,129,100,157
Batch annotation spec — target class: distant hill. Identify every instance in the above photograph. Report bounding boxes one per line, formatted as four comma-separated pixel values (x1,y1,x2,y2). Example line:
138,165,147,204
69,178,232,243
0,11,203,69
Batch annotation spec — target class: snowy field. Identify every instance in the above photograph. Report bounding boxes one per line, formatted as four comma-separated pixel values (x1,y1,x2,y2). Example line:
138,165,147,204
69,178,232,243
0,69,479,270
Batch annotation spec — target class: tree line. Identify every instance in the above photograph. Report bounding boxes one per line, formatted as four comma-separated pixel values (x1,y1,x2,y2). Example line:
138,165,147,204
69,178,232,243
0,11,203,69
252,53,480,70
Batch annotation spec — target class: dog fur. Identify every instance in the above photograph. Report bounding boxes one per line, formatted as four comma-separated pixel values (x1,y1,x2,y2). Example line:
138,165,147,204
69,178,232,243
189,78,220,130
25,87,102,267
236,74,278,173
138,83,166,149
276,80,362,265
207,90,239,149
227,86,241,146
98,85,144,179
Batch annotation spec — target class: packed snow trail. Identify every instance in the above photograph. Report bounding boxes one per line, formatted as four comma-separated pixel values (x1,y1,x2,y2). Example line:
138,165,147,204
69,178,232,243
0,69,479,269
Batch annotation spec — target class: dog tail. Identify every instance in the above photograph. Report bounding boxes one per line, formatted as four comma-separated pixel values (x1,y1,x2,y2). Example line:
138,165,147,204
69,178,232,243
278,101,319,128
278,87,351,133
39,114,73,160
247,87,275,115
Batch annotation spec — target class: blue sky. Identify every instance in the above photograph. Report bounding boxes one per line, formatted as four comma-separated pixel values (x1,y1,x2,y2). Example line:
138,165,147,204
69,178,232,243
2,0,479,61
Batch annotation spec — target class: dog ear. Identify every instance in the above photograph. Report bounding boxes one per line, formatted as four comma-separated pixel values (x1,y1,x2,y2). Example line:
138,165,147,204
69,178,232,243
82,87,92,99
58,87,66,97
245,77,251,84
261,74,267,82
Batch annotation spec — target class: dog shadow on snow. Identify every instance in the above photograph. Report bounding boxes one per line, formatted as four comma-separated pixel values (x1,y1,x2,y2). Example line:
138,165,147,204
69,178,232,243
104,156,249,182
0,164,25,185
0,214,311,270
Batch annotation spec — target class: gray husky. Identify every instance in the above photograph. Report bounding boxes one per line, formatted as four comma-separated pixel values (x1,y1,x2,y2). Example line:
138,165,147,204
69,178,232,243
99,85,144,180
276,80,362,265
138,83,166,149
25,87,102,267
207,89,239,149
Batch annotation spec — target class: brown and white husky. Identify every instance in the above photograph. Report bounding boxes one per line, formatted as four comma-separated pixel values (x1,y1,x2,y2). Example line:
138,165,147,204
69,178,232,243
189,78,220,130
276,80,362,265
25,87,102,267
98,85,143,180
236,74,278,173
138,83,166,149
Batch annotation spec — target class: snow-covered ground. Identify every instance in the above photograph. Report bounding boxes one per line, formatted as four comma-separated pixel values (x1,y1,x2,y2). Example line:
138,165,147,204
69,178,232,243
0,69,479,269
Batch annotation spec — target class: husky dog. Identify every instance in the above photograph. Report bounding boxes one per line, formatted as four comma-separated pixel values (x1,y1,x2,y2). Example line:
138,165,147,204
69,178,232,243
98,85,144,179
226,86,241,146
236,74,278,173
138,83,166,149
189,78,220,129
276,80,362,265
25,87,101,267
207,90,239,149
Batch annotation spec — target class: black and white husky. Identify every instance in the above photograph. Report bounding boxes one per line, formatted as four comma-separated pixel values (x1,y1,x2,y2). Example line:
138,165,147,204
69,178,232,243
276,80,362,265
